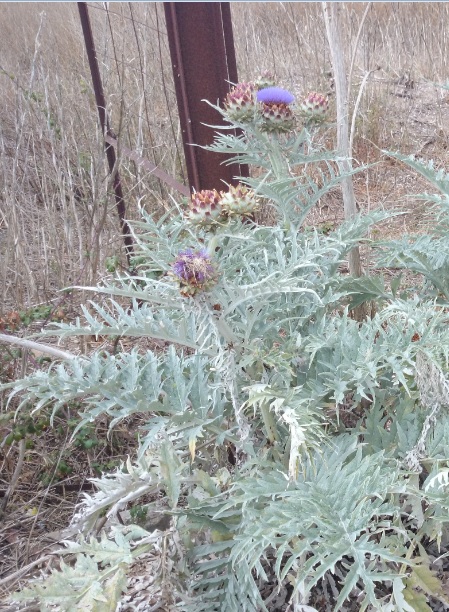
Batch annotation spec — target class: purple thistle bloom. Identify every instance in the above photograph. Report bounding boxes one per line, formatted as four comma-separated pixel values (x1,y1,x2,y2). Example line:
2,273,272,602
171,248,217,295
257,87,295,105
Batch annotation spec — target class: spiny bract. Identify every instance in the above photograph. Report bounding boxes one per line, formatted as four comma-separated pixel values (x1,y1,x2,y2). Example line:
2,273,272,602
184,189,225,227
220,184,259,217
224,82,258,122
300,91,329,123
260,102,296,133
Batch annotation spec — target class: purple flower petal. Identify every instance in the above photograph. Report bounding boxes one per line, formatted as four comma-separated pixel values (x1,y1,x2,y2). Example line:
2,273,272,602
171,248,216,287
257,87,295,105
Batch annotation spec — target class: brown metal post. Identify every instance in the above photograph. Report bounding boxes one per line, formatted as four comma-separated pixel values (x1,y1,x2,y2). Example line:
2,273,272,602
78,2,134,265
164,3,248,193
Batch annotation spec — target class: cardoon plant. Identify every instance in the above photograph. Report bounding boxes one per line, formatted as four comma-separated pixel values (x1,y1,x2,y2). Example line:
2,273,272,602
6,78,449,610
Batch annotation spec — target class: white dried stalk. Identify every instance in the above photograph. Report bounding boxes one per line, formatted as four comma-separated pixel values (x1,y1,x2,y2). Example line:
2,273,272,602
0,333,78,360
405,352,449,471
224,349,251,445
323,2,363,280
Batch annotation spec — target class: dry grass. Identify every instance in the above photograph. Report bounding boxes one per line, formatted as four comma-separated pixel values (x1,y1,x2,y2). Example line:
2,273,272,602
2,2,449,602
0,3,182,314
1,3,449,312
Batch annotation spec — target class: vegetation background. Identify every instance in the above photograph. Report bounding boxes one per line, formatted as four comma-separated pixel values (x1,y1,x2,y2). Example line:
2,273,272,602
2,1,449,607
1,2,449,313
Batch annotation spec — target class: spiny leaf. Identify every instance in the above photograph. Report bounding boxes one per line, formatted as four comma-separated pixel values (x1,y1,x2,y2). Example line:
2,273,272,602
402,585,433,612
407,564,448,601
393,577,423,612
95,566,128,612
62,532,133,566
11,556,103,605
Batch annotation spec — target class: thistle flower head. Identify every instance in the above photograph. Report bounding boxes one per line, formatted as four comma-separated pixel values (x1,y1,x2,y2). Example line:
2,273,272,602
220,184,259,217
300,92,329,123
255,71,277,90
224,82,257,122
257,87,295,105
171,248,217,296
185,189,225,227
260,103,296,133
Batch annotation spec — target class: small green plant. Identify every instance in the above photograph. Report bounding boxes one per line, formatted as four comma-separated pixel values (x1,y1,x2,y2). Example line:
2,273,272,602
74,423,99,450
4,415,49,445
0,304,65,332
105,255,120,274
39,458,73,486
19,304,52,326
90,458,120,476
129,504,148,525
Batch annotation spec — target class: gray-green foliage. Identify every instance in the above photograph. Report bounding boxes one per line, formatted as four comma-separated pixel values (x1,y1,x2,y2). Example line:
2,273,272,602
6,94,449,611
376,152,449,300
12,525,169,611
205,100,366,228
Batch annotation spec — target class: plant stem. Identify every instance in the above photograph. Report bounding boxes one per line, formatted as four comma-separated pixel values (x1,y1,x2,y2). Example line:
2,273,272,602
0,333,79,361
323,2,369,320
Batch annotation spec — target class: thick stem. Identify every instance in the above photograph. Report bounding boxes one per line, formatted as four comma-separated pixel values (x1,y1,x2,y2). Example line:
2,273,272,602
260,399,280,444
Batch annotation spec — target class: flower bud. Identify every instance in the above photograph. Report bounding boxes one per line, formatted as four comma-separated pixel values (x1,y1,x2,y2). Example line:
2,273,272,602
254,71,277,90
224,82,257,122
300,92,329,123
220,184,259,217
185,189,226,227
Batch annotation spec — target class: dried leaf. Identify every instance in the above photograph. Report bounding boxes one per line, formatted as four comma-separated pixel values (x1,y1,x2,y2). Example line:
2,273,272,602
409,564,447,600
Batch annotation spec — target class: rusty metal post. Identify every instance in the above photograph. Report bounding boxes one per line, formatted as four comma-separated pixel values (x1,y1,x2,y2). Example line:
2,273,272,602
164,3,248,193
78,2,134,265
